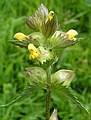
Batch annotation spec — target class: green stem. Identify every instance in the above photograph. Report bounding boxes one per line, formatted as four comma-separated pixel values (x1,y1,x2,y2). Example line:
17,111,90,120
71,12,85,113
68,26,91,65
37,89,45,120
46,66,51,120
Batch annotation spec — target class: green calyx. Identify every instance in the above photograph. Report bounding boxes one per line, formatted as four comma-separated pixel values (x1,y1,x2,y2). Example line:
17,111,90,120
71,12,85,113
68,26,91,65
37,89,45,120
52,69,75,87
25,67,47,87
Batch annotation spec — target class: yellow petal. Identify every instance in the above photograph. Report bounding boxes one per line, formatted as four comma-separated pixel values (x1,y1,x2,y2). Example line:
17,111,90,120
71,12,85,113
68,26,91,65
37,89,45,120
28,43,37,51
14,32,27,41
45,11,54,23
48,11,54,21
29,49,40,59
66,29,78,37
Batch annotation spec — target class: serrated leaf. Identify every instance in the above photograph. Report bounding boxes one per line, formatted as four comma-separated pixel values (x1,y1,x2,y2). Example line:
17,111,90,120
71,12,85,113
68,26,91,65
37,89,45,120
0,85,39,108
52,83,89,114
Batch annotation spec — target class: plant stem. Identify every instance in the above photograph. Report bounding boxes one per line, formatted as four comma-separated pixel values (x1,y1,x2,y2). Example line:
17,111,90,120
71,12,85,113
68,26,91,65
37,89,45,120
46,66,51,120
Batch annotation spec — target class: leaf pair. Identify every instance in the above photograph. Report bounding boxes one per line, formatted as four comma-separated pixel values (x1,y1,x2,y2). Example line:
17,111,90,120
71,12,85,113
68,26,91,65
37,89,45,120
52,83,89,115
1,67,89,115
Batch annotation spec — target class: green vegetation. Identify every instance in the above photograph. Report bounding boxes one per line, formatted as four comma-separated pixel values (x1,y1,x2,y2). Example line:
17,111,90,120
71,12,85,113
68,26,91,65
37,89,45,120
0,0,91,119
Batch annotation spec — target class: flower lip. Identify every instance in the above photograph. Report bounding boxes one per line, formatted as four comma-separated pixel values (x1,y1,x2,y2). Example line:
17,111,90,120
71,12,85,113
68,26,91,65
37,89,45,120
66,29,78,41
66,29,78,36
30,50,40,59
49,11,54,15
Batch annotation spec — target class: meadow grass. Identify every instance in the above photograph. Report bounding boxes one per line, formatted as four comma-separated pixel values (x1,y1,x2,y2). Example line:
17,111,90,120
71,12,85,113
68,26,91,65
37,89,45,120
0,0,91,119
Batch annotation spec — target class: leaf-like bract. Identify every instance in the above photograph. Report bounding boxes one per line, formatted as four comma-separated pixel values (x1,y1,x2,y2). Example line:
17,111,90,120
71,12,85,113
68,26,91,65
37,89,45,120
0,85,39,108
52,83,89,114
50,31,78,49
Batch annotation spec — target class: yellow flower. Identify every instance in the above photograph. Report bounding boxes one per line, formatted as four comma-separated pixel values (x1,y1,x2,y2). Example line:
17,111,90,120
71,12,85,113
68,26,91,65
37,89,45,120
14,32,28,41
48,11,54,21
66,29,78,41
29,50,40,59
45,11,54,23
28,43,40,59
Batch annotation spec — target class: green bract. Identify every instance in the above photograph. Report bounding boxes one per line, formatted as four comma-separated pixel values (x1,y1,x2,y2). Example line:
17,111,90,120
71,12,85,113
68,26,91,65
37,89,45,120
50,31,78,49
26,4,48,31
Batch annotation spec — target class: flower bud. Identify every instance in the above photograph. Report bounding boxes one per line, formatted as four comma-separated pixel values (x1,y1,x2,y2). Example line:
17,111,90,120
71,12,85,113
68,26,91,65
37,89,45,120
52,69,75,87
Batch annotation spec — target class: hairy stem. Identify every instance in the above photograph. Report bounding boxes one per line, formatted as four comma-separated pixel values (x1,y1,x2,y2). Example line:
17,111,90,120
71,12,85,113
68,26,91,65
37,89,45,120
46,66,51,120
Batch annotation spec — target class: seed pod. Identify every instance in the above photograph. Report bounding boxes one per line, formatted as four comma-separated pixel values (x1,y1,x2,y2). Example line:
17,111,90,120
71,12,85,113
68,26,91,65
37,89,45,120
52,69,75,87
25,67,47,85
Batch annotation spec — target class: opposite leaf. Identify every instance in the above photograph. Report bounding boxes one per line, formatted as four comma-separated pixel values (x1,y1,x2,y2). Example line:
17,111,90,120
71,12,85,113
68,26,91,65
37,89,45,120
51,82,89,114
54,85,89,114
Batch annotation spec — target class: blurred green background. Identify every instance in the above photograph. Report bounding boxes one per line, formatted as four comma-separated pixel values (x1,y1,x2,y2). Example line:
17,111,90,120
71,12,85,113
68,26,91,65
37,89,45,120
0,0,91,119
